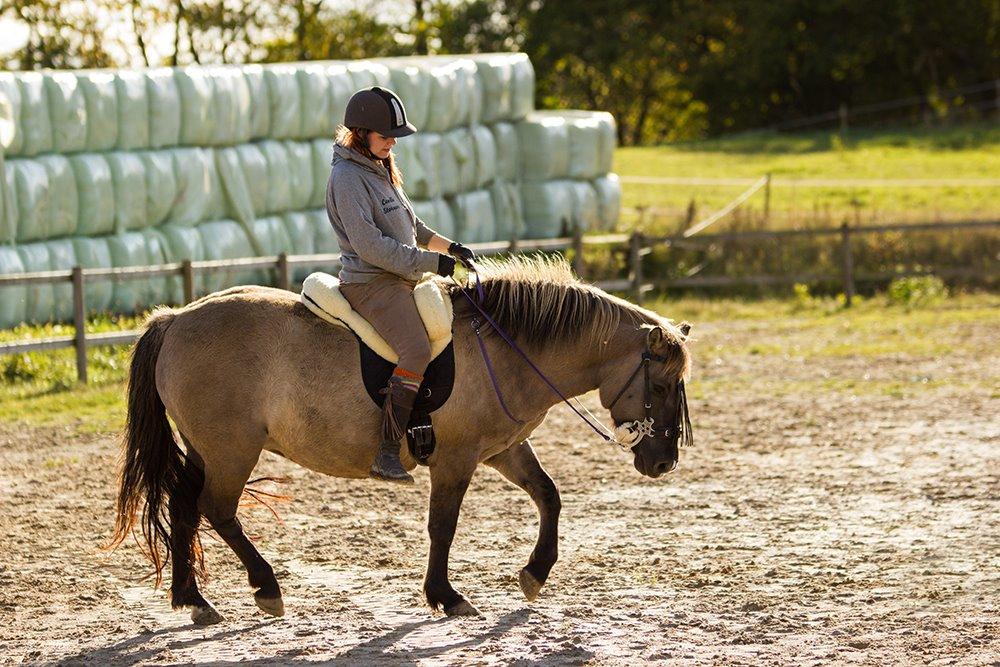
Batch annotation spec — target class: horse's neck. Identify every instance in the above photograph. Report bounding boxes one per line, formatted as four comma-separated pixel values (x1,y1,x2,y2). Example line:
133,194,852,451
480,331,605,419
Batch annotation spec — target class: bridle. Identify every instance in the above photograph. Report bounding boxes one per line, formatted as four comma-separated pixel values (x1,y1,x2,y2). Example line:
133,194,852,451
454,264,693,457
606,349,693,453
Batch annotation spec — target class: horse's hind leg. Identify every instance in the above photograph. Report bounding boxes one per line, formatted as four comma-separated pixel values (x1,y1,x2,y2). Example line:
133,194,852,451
486,439,561,602
169,442,222,625
198,449,284,618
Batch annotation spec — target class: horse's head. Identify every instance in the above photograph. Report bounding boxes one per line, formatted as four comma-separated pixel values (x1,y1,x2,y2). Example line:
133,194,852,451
599,322,693,478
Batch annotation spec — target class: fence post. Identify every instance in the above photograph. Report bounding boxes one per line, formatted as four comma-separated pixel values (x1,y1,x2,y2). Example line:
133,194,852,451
182,260,195,304
277,252,290,291
571,224,585,278
629,231,645,305
840,222,856,307
763,173,772,223
72,266,87,384
839,103,849,134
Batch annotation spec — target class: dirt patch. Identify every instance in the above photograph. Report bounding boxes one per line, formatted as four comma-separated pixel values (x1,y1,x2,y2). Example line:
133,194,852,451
1,319,997,665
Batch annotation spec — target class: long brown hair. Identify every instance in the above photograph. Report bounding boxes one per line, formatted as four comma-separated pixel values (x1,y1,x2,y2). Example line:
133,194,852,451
335,125,403,186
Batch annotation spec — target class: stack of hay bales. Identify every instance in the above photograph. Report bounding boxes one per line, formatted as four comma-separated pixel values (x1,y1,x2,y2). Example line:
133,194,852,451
0,53,620,327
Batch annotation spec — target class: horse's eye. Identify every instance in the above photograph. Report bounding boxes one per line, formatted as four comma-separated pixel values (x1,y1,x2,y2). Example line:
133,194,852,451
652,384,667,394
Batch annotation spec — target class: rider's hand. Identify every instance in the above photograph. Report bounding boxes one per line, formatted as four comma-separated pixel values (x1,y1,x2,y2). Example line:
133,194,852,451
436,254,456,277
448,242,476,269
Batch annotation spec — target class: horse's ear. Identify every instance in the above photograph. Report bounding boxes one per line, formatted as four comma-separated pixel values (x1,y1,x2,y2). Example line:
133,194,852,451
679,321,692,337
647,326,670,355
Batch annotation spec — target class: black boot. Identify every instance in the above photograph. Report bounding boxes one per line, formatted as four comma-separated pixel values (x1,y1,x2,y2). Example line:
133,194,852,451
370,379,417,484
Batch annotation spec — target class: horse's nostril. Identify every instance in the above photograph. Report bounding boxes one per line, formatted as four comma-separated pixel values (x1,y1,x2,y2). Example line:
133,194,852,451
654,461,671,474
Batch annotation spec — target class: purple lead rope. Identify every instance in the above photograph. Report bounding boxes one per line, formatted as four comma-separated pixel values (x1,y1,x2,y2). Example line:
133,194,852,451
456,266,614,442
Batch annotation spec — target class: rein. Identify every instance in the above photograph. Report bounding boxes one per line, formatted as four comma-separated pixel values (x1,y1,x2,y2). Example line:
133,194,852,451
453,266,692,452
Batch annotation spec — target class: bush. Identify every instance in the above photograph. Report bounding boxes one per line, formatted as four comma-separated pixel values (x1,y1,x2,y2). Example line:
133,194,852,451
887,275,947,308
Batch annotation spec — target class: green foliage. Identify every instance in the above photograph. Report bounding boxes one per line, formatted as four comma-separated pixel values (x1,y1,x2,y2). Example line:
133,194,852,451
887,275,948,308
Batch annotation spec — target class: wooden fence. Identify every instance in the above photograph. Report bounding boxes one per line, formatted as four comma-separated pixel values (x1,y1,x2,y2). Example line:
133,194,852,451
0,219,997,383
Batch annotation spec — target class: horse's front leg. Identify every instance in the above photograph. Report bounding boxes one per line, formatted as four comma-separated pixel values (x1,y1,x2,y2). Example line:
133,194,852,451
424,455,479,616
486,439,561,602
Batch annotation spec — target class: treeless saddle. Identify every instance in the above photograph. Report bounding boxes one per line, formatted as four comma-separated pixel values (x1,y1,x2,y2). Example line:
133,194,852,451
299,272,455,464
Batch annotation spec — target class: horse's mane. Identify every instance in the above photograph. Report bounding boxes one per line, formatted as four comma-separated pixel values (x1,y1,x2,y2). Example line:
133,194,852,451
447,254,689,375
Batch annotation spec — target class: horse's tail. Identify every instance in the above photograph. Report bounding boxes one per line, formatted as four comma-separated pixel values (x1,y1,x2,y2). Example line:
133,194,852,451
108,306,196,587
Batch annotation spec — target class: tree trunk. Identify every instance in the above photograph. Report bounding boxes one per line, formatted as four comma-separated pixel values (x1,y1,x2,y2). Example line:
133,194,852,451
413,0,428,55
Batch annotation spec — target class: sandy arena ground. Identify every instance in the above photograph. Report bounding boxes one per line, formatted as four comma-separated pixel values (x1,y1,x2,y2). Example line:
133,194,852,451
0,316,997,665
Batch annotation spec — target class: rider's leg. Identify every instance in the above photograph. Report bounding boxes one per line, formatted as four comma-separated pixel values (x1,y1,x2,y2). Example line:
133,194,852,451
341,275,433,482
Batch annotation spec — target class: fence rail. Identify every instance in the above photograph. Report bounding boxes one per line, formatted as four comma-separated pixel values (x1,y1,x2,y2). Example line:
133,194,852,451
1,219,997,384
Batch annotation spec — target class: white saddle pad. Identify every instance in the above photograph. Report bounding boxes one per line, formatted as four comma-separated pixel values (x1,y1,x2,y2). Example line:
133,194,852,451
300,272,454,363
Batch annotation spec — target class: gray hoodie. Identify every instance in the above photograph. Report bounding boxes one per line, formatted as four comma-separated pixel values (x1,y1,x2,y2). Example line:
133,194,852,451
326,143,441,283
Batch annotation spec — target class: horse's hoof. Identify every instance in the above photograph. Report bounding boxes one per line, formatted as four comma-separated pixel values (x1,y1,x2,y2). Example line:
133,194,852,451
190,604,224,625
444,599,480,617
519,568,543,602
255,593,285,617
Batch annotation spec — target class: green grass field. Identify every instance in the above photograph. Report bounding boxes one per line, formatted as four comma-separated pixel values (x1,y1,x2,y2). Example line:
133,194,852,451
2,292,996,434
613,123,1000,232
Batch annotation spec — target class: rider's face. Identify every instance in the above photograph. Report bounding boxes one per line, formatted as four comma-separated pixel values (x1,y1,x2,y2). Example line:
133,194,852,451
368,131,396,159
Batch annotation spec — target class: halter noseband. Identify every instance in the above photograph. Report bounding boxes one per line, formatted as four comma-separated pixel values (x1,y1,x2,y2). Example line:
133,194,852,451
607,348,693,449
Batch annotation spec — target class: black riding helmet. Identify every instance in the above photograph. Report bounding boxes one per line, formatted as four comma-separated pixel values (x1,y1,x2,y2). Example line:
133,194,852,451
344,86,417,138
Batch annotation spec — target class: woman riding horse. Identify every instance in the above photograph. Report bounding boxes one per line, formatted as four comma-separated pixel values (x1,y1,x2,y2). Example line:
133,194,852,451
328,86,477,483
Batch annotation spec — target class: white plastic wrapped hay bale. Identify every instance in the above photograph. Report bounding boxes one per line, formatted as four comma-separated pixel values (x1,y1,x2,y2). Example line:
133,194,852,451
77,71,118,151
471,55,512,125
445,58,482,127
509,53,535,120
310,209,340,256
285,141,315,211
521,180,573,239
38,155,78,238
421,61,460,132
167,147,225,226
297,63,333,139
107,152,147,233
490,180,523,242
107,231,150,313
448,189,495,244
324,63,353,132
471,125,497,188
310,139,333,209
384,60,430,130
44,72,88,153
259,141,293,215
9,159,50,242
210,66,251,145
159,224,206,296
47,238,77,321
70,154,115,236
145,68,181,149
16,242,54,323
144,229,172,305
1,155,19,244
115,71,150,151
0,245,27,328
17,72,54,156
444,128,476,193
235,143,269,217
568,180,600,231
197,220,256,291
414,132,444,198
264,64,302,140
281,211,317,281
346,61,391,93
0,73,24,156
175,67,216,146
539,110,616,178
592,174,621,230
250,215,294,281
242,65,271,140
141,151,178,227
490,122,519,182
412,198,456,240
391,137,422,195
215,146,255,226
72,236,113,314
516,113,570,181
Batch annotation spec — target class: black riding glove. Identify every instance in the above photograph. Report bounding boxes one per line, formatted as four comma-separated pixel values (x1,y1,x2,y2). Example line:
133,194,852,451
448,242,476,269
436,254,456,277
